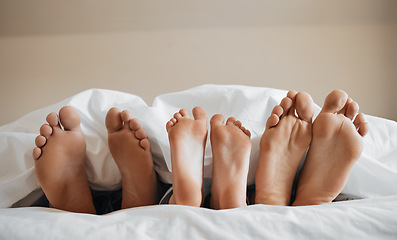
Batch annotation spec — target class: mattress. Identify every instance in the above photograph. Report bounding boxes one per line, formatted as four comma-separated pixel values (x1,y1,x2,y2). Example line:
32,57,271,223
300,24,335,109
0,85,396,239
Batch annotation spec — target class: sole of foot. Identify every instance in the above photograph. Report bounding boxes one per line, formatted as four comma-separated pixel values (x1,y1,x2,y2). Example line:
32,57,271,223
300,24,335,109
33,106,96,214
293,90,369,206
210,114,251,210
166,107,208,207
254,91,314,206
106,107,158,208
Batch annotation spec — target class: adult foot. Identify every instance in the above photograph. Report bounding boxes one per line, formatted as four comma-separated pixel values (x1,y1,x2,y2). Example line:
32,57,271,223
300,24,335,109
32,106,96,214
210,115,251,210
166,107,207,207
293,90,369,206
106,108,158,208
255,91,314,206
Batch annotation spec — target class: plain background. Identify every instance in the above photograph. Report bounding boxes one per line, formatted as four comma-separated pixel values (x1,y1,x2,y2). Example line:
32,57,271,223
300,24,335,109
0,0,396,126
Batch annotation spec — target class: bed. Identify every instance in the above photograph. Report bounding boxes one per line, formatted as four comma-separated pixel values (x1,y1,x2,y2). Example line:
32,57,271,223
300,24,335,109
1,85,396,239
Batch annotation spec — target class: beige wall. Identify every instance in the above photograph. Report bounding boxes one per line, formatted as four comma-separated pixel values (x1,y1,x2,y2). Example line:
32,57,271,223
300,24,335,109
0,0,396,125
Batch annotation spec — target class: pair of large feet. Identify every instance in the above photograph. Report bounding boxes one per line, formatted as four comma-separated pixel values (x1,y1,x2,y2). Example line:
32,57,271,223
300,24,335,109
165,107,252,209
255,90,369,206
33,107,157,214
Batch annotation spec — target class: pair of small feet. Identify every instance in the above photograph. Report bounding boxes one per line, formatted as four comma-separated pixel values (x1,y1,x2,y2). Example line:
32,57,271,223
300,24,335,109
165,89,369,209
33,107,157,214
165,107,252,209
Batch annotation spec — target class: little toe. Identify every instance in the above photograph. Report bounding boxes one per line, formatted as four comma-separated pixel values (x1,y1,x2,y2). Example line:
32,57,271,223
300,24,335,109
280,97,293,115
140,138,151,151
135,128,148,140
166,120,174,132
226,117,237,125
106,107,123,133
129,118,141,131
59,106,81,131
321,89,348,114
266,114,280,129
46,112,60,128
354,113,369,137
121,110,131,126
40,124,53,138
192,107,207,121
35,135,47,148
345,101,359,120
210,114,225,127
295,92,314,122
32,147,42,160
243,129,251,137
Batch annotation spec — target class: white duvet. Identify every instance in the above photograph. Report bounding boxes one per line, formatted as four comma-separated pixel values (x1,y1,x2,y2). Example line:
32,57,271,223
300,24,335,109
0,85,396,239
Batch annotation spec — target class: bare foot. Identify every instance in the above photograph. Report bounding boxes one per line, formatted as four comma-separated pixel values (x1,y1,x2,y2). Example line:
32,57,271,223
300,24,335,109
32,106,96,214
255,91,314,206
210,115,251,210
166,107,207,207
106,108,158,209
293,90,369,206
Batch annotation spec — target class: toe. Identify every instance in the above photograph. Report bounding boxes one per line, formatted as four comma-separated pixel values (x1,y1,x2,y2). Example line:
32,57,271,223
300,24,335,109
280,97,293,115
244,129,251,138
287,90,297,101
295,92,314,122
192,107,207,121
59,106,81,131
266,114,280,129
106,107,123,133
32,147,42,160
140,139,151,151
40,124,53,138
354,113,369,137
174,112,183,120
166,120,174,132
271,105,283,118
35,135,47,148
321,89,348,114
179,109,189,117
226,117,236,125
210,114,225,127
338,98,353,115
235,120,242,128
346,101,359,120
121,110,131,126
46,112,59,128
135,128,148,140
129,118,141,131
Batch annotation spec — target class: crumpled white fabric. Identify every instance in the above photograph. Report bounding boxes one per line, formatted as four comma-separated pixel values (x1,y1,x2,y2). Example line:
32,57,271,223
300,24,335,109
1,85,396,208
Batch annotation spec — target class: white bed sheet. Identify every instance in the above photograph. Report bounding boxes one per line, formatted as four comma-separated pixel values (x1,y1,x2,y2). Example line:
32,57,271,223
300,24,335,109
0,85,396,238
1,196,396,239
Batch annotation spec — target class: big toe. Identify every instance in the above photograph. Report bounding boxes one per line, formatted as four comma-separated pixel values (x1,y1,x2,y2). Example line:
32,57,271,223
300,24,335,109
192,107,207,121
59,106,81,131
210,114,225,127
322,90,349,114
106,107,123,133
295,92,314,122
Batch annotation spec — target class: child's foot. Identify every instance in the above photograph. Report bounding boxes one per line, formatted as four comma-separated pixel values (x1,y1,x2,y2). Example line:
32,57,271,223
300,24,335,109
293,90,369,206
210,115,251,210
166,107,208,207
32,106,96,214
106,108,158,208
255,91,314,206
